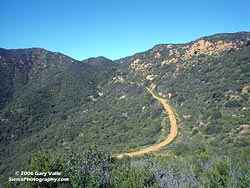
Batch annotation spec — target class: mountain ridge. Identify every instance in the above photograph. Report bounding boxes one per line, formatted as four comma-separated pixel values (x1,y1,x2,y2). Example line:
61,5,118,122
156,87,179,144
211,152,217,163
0,32,250,186
115,31,250,62
2,31,249,64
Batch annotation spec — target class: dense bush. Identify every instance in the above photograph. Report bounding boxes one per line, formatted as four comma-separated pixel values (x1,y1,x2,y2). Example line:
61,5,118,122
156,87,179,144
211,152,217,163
1,33,250,186
5,146,250,187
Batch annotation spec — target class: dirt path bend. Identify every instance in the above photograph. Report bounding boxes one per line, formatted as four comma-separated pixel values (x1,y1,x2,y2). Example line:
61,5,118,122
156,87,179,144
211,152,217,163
116,87,178,159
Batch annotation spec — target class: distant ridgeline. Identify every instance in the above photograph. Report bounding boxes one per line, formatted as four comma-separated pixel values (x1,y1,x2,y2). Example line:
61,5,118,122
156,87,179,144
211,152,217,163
0,32,250,185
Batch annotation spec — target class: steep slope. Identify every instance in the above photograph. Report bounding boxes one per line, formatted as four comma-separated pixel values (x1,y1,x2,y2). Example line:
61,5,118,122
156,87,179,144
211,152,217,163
0,48,117,178
0,48,115,143
114,32,250,155
1,32,250,184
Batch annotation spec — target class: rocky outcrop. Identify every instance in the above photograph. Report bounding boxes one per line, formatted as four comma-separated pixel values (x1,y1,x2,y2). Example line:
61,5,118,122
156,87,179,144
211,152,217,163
124,33,249,75
182,39,244,60
130,58,153,71
154,52,161,58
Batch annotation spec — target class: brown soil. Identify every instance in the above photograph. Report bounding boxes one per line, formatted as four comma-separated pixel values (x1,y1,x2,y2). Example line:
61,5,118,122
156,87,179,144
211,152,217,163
116,87,178,159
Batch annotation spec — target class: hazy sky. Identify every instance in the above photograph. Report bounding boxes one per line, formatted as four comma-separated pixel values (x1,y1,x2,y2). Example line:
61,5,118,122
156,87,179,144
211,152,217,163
1,0,250,60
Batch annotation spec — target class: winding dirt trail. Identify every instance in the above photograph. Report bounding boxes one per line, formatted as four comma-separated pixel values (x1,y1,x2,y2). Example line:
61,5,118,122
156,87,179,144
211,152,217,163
116,87,178,159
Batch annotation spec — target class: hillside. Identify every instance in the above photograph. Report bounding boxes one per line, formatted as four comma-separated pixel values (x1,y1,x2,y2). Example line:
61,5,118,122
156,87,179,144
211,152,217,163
114,32,250,154
1,32,250,187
